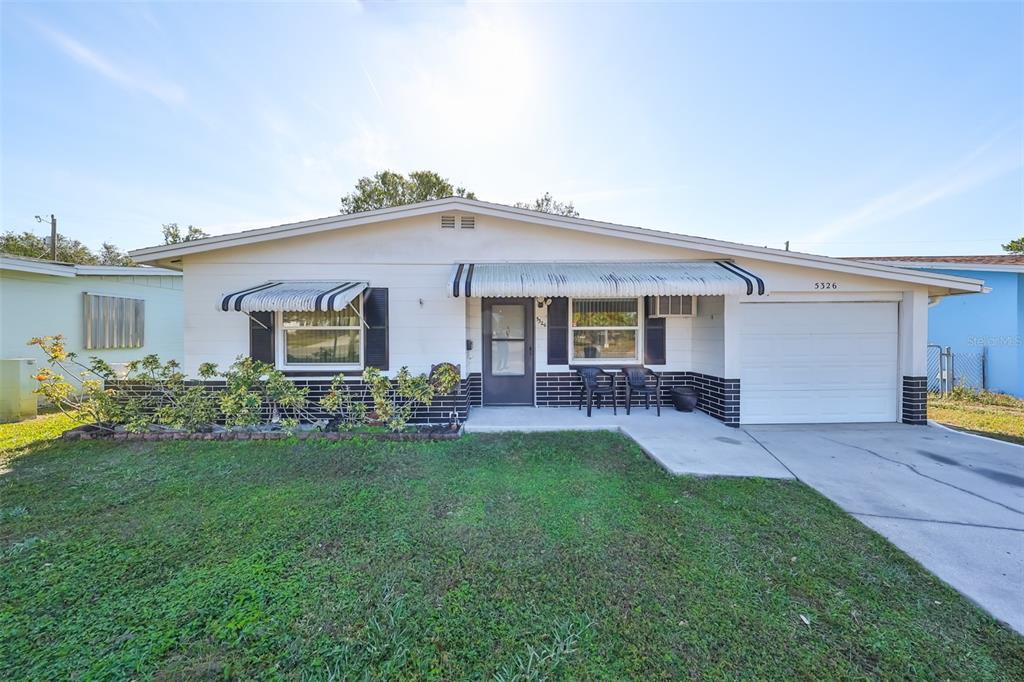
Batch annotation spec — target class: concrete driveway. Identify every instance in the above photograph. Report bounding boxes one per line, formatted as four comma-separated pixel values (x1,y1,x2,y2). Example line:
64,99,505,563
744,423,1024,634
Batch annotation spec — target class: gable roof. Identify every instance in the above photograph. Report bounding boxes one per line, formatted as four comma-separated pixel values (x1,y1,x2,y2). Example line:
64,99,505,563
853,255,1024,274
128,197,984,294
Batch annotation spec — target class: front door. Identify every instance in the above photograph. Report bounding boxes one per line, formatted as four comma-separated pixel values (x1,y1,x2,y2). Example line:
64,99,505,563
482,298,534,405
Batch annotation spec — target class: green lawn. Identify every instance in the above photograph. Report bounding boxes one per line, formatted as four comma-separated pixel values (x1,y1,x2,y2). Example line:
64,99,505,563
929,391,1024,445
1,432,1021,679
0,410,81,462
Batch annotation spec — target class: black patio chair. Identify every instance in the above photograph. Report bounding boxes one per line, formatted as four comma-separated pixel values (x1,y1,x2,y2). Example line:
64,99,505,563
622,367,663,416
576,367,618,417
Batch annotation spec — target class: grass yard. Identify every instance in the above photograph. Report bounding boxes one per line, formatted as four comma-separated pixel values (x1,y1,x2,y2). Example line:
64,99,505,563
929,390,1024,445
1,432,1022,679
0,410,81,462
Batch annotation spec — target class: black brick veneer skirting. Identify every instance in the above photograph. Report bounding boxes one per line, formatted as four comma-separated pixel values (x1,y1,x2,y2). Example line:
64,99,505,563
534,371,740,426
902,376,928,425
109,375,479,426
464,373,482,408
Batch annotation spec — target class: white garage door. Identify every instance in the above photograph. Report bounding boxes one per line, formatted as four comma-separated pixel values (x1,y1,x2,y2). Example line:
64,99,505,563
740,302,899,424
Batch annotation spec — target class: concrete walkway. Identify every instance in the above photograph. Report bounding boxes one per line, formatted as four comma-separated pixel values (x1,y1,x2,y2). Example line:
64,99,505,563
746,423,1024,634
465,406,793,479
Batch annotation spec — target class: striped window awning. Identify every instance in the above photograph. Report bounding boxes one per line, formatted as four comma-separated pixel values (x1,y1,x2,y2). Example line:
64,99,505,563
449,262,766,298
220,281,368,312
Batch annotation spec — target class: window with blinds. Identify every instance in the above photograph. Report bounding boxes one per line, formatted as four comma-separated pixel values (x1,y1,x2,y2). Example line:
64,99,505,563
570,297,641,362
83,293,145,350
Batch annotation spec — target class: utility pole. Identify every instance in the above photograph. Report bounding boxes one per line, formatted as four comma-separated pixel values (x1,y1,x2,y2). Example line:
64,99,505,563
34,214,57,260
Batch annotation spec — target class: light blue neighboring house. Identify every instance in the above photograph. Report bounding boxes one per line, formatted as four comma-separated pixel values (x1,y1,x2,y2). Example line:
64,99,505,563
863,256,1024,397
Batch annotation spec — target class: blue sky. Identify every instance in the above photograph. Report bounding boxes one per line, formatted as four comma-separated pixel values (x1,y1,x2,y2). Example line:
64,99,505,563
2,2,1021,256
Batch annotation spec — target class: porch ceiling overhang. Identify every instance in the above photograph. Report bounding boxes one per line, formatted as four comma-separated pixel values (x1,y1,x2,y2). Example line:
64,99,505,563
449,261,766,298
219,281,368,312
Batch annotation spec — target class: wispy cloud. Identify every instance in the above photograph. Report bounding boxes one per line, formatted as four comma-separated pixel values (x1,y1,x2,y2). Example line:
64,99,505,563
358,60,385,108
32,21,186,106
802,127,1022,245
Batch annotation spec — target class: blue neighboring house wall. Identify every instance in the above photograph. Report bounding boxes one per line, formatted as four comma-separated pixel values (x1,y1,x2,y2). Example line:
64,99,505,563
924,268,1023,397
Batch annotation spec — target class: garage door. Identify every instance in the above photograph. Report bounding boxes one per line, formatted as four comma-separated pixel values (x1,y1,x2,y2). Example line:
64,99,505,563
740,302,899,424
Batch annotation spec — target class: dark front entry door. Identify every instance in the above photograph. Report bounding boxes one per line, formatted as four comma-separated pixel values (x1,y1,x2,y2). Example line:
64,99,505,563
482,298,534,405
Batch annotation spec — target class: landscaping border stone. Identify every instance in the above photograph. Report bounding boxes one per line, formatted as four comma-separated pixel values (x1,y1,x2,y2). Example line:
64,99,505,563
61,424,463,442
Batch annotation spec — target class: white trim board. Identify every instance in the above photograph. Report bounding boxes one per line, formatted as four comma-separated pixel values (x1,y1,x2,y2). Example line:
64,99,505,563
1,255,180,278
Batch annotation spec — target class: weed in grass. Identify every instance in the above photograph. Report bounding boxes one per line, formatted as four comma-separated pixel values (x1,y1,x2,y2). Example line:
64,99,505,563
493,615,594,682
929,389,1024,445
0,506,28,521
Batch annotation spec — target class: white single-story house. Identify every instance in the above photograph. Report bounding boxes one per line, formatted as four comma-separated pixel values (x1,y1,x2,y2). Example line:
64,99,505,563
129,198,984,426
0,254,183,421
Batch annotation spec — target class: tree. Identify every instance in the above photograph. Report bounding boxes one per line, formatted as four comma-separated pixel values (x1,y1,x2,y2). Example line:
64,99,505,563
514,192,579,217
0,230,102,264
162,223,209,244
1003,237,1024,255
98,242,135,266
340,170,476,213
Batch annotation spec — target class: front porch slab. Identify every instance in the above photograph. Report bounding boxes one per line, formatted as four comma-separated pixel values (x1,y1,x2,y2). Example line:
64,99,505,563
464,406,794,479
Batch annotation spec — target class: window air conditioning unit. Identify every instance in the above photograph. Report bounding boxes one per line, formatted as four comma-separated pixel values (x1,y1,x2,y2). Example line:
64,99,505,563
648,295,695,318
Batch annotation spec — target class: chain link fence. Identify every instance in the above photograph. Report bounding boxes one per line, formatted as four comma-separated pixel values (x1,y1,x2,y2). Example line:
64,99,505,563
928,345,987,393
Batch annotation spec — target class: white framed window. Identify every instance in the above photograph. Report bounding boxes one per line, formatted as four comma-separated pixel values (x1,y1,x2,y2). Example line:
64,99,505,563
649,295,695,318
278,298,363,369
570,297,642,363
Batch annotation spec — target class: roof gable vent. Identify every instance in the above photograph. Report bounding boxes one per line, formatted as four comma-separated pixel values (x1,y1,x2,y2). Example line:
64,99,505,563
441,215,456,229
459,216,475,229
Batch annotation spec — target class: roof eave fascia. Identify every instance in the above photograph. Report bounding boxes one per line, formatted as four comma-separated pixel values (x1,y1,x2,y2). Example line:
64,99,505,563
860,260,1024,274
73,265,181,277
0,257,77,277
126,197,986,293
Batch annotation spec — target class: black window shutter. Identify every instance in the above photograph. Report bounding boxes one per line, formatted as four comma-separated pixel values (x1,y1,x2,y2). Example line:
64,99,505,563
364,288,389,370
644,297,666,365
249,312,275,364
547,297,569,365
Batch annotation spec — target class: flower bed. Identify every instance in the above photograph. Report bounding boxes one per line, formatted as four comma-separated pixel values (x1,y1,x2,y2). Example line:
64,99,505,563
29,335,463,438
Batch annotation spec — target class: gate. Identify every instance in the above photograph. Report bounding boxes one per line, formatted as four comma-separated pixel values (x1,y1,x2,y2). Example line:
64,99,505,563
928,345,988,393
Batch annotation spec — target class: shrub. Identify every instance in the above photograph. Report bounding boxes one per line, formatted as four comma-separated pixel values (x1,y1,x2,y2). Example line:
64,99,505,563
29,337,224,433
219,356,313,429
363,363,460,432
29,336,123,430
319,376,368,429
30,335,463,434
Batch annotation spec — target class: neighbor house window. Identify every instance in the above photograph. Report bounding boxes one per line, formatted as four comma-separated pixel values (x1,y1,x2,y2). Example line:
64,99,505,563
280,299,362,366
570,298,640,362
83,293,144,350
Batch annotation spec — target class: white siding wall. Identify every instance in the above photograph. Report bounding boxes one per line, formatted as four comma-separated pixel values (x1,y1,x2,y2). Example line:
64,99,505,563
692,296,725,376
184,263,466,376
177,212,933,383
465,297,482,374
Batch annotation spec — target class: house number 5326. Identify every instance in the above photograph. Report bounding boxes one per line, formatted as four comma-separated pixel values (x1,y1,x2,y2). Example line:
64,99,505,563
814,281,839,290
